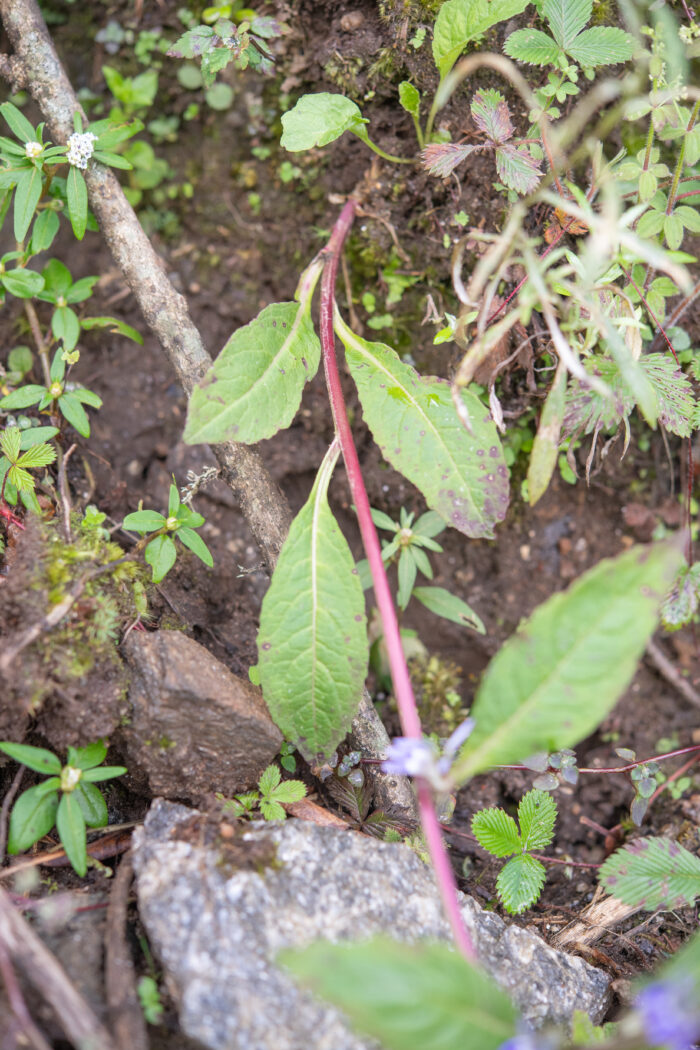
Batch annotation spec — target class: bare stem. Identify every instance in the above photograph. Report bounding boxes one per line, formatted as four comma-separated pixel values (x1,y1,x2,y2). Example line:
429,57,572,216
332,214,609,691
319,200,475,962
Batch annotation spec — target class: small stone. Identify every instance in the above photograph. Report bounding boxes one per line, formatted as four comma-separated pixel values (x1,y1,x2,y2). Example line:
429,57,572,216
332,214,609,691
340,11,364,30
122,631,282,800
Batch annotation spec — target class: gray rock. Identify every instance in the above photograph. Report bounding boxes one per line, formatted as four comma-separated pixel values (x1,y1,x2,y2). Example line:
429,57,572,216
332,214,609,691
122,631,282,800
133,800,611,1050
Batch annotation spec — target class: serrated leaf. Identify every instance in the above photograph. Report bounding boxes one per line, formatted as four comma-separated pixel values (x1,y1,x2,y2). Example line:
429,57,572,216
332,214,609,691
17,443,56,469
471,807,521,857
495,144,542,195
336,315,509,539
641,353,695,437
452,541,682,782
566,27,635,67
184,301,321,445
398,82,420,117
281,937,517,1050
471,89,512,143
527,361,566,506
0,426,21,463
8,464,35,492
504,28,561,66
599,837,700,910
13,166,43,242
258,764,281,795
412,586,485,632
260,800,287,821
270,779,307,804
56,792,87,876
518,789,557,851
7,781,59,854
145,534,177,583
542,0,591,48
66,167,88,240
422,142,478,179
280,94,367,152
661,562,700,631
432,0,529,79
562,357,634,439
257,443,368,763
497,854,547,914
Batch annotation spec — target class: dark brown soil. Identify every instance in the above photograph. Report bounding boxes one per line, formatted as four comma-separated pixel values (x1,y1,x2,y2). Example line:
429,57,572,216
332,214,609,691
1,0,699,1036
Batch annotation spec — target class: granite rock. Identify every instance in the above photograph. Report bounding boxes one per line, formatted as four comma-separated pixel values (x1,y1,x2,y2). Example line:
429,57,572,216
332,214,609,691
133,800,612,1049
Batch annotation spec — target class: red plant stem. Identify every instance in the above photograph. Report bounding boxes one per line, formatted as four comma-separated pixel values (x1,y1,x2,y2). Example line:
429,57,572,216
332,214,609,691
319,199,476,962
645,752,700,810
618,264,679,364
441,824,601,868
499,743,700,776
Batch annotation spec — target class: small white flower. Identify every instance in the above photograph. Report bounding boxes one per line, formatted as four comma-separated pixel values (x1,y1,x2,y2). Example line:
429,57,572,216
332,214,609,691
24,140,42,159
66,131,97,170
60,765,82,792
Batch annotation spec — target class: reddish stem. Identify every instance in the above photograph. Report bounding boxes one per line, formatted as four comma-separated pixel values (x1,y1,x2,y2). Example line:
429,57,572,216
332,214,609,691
500,743,700,776
319,200,475,961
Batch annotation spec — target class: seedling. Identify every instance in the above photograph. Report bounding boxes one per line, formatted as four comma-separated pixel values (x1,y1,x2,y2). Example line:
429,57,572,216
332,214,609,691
122,482,214,583
0,739,126,876
0,424,56,514
218,764,306,821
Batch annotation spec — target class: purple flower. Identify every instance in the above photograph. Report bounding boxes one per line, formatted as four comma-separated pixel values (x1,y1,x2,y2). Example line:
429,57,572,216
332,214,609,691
636,979,700,1050
381,718,476,790
498,1027,554,1050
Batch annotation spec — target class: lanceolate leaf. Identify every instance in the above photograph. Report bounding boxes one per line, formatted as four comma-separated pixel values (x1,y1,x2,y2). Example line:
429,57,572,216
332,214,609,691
56,792,87,877
335,313,509,539
432,0,529,79
66,167,88,241
412,586,485,632
599,837,700,910
281,937,517,1050
497,854,547,915
14,166,43,242
184,300,321,445
527,360,566,506
451,541,682,783
257,443,368,762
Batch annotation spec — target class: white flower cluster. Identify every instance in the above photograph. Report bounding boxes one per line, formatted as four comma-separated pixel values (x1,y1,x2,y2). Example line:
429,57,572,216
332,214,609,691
24,141,42,159
66,131,97,170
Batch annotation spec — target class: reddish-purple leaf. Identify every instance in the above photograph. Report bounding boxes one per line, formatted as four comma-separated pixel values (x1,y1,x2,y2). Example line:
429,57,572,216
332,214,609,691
471,89,513,144
495,144,542,194
422,142,480,179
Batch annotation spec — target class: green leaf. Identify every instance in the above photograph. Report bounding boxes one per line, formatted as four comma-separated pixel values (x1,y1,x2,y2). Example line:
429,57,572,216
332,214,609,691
270,780,307,804
257,443,368,763
281,937,517,1050
599,836,700,910
8,464,34,492
56,792,87,877
642,354,695,437
184,301,321,445
73,781,108,828
0,426,21,462
504,28,561,66
66,167,88,241
280,94,368,152
17,443,56,469
80,316,143,343
52,306,80,351
13,166,43,242
72,388,103,409
0,741,61,773
81,765,128,782
398,82,420,117
0,384,46,411
258,764,281,795
336,315,509,539
397,549,417,610
40,258,72,296
527,361,566,506
565,26,634,66
145,534,178,583
452,541,682,782
497,854,547,914
518,789,557,851
123,509,166,533
495,144,542,195
58,392,91,437
30,208,60,253
664,213,684,251
177,527,214,567
7,781,59,854
661,562,700,631
471,89,512,143
471,807,521,857
260,800,287,821
1,267,45,298
71,739,107,769
66,276,98,304
412,586,485,633
432,0,529,78
542,0,591,48
0,102,37,143
8,345,33,377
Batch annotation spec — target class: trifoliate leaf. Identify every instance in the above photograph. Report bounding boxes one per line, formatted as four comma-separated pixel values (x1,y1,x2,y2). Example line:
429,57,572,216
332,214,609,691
471,807,521,857
471,89,513,142
269,780,307,804
497,853,547,914
17,442,56,469
258,764,281,796
599,837,700,910
518,789,557,851
260,800,287,821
